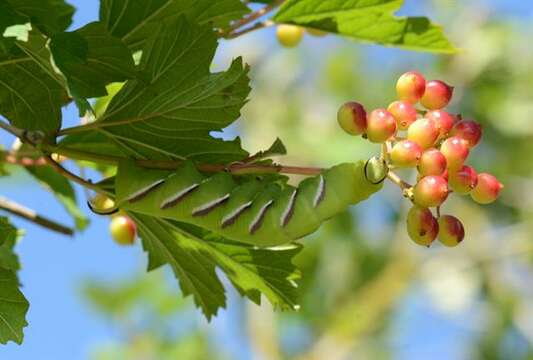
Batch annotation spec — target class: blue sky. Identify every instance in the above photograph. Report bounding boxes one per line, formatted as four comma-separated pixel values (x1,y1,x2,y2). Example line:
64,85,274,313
0,1,530,359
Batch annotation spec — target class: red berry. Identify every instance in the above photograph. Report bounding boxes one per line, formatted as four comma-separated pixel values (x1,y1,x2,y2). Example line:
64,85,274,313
407,118,440,149
110,215,137,245
396,71,426,104
418,148,447,176
438,215,465,247
387,101,417,130
442,169,449,181
414,175,449,208
470,173,503,204
391,140,422,168
406,206,439,246
425,110,455,139
420,80,454,110
448,165,478,195
451,120,482,148
440,136,470,170
366,109,397,143
337,101,367,136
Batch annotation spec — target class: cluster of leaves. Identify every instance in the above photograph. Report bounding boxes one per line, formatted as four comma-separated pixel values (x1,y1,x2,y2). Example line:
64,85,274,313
0,0,454,345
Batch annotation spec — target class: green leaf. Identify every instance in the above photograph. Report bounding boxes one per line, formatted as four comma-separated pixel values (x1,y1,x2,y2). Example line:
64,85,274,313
248,138,287,162
0,29,68,133
273,0,456,53
100,0,250,49
49,22,136,101
0,217,20,272
63,17,250,163
0,267,29,345
4,0,75,36
129,213,301,320
0,217,16,249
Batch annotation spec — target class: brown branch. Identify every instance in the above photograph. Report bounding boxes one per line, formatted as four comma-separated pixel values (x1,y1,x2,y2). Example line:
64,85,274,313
220,0,285,38
0,196,74,236
0,150,48,167
43,155,103,192
224,20,274,39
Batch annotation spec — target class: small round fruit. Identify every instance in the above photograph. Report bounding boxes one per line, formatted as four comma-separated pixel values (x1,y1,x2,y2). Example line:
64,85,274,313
110,215,136,246
276,24,304,48
470,173,503,204
418,148,447,176
440,136,470,170
337,101,367,136
306,28,327,37
406,206,439,246
387,100,418,130
391,140,422,168
366,109,397,143
91,193,116,212
438,215,465,247
396,71,426,104
413,175,449,208
448,165,478,195
425,110,455,139
451,120,482,148
420,80,454,110
407,118,440,149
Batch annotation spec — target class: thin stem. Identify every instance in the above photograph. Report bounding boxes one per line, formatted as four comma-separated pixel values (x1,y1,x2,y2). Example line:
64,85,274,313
43,155,103,192
224,21,274,39
220,0,285,38
0,120,25,139
387,171,412,191
0,196,74,236
0,150,48,167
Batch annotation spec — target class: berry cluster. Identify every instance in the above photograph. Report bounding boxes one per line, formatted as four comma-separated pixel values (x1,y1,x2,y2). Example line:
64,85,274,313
337,71,503,248
276,24,326,48
91,194,137,246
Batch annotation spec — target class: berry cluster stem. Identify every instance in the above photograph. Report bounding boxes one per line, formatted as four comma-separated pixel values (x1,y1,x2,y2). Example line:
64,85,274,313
220,0,285,39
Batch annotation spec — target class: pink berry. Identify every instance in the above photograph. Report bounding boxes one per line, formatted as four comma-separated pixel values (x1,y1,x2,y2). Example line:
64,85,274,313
396,71,426,104
440,136,470,170
438,215,465,247
391,140,422,168
414,175,449,208
366,109,397,143
407,118,440,149
451,120,482,148
387,101,418,130
406,206,439,246
337,101,367,136
420,80,454,110
470,173,503,204
418,148,447,176
425,110,455,139
110,215,137,245
448,165,478,195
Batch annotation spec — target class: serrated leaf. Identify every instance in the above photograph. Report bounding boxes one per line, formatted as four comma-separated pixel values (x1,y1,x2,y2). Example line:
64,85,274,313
0,217,16,248
0,268,29,345
129,213,301,320
274,0,456,53
49,22,136,101
4,0,74,36
248,138,287,163
0,217,20,271
100,0,250,50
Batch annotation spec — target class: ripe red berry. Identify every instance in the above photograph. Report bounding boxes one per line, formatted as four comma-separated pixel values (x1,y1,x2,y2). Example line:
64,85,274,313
276,24,304,47
448,165,478,195
406,206,439,246
337,101,367,136
451,120,483,148
391,140,422,168
407,118,440,149
110,215,137,245
438,215,465,247
425,110,455,139
418,148,447,176
470,173,503,204
440,136,470,170
387,101,418,130
396,71,426,104
366,109,397,143
420,80,454,110
413,175,449,208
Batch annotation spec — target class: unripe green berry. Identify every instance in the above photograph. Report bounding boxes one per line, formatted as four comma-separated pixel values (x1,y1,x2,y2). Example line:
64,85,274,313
407,118,440,149
276,24,304,48
396,71,426,104
420,80,454,110
425,110,455,139
440,136,470,171
337,101,367,136
413,175,449,208
470,173,503,204
366,109,397,143
110,215,136,246
387,100,417,130
448,165,478,195
391,140,422,168
91,193,115,212
418,148,447,177
406,206,439,246
438,215,465,247
451,120,482,148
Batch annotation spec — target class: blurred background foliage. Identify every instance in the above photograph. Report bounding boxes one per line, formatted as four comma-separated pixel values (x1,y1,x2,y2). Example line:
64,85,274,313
84,1,533,359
